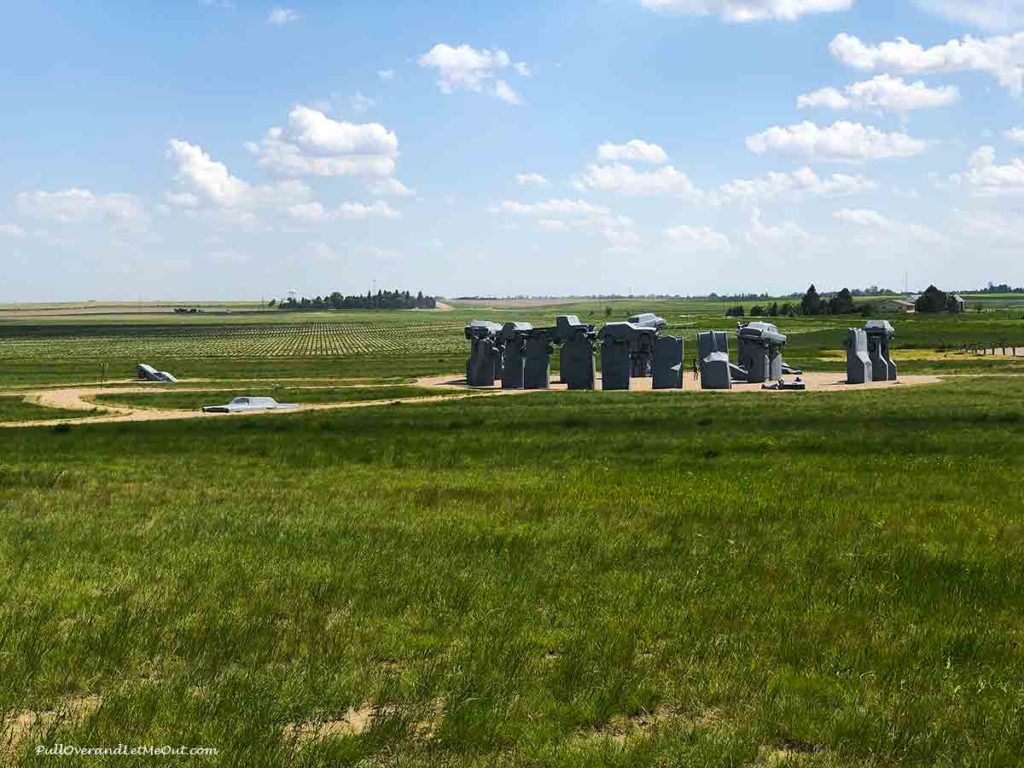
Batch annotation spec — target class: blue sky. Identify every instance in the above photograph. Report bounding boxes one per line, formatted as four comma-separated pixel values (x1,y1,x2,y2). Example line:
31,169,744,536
3,0,1024,301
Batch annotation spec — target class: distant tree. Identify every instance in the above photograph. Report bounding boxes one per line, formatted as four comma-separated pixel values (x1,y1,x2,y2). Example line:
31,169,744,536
279,289,437,311
915,285,950,313
604,305,614,317
725,305,745,317
768,302,779,317
749,305,766,316
780,302,795,317
268,298,277,308
828,288,856,315
801,284,823,316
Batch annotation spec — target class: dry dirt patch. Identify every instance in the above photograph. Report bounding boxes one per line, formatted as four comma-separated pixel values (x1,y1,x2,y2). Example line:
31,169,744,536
1,695,102,762
283,699,445,746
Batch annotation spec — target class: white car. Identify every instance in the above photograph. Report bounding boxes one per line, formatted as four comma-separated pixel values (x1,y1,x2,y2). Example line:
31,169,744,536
202,396,299,414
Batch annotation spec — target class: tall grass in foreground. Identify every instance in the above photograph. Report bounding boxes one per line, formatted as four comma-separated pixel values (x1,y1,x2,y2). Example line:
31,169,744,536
1,378,1023,766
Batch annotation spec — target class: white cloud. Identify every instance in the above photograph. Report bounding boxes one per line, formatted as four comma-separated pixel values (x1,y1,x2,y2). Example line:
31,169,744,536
165,191,199,208
597,139,669,165
351,91,376,114
167,140,248,206
955,208,1024,244
16,188,147,224
1004,127,1024,144
745,208,813,245
491,198,610,217
664,224,732,251
641,0,853,21
167,139,311,213
834,207,943,242
912,0,1024,32
493,80,523,105
746,120,927,162
516,172,549,186
417,43,526,103
267,7,298,25
369,178,415,197
716,166,876,203
0,223,26,237
950,145,1024,196
377,69,395,81
829,31,1024,95
537,219,571,232
246,105,399,177
573,162,702,198
286,201,400,221
491,198,636,251
797,75,958,113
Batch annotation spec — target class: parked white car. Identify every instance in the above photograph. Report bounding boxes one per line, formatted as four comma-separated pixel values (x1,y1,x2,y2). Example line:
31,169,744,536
202,397,299,414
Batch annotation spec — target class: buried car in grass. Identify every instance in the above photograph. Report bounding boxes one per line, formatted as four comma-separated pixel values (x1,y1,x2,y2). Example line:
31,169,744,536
201,396,299,414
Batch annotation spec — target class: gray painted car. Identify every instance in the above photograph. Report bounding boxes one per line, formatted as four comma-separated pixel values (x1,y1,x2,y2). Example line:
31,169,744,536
202,397,299,414
137,363,178,383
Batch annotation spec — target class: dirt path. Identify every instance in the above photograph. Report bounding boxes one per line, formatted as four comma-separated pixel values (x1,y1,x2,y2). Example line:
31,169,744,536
0,371,945,430
414,372,943,393
0,386,502,429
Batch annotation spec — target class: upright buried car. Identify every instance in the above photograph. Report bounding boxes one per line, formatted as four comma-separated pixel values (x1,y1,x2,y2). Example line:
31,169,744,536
202,396,299,414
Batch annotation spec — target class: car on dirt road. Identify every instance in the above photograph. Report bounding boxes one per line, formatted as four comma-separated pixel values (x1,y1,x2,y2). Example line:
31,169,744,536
201,396,299,414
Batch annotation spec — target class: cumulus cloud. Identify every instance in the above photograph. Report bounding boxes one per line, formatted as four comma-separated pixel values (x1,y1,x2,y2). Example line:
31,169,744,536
641,0,854,21
167,139,311,210
417,43,527,103
745,208,813,245
573,162,702,198
1004,127,1024,144
516,172,549,186
369,178,415,197
267,7,299,25
16,188,148,224
716,166,875,203
597,139,669,165
834,207,943,242
949,145,1024,196
286,200,400,221
797,75,958,113
664,224,731,251
491,198,637,251
955,208,1024,244
912,0,1024,32
491,198,610,217
377,69,395,81
351,91,376,114
493,80,523,105
746,120,927,162
245,105,398,177
829,31,1024,95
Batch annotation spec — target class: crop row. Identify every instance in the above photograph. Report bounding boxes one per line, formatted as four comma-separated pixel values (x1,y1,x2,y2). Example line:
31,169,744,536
0,322,469,360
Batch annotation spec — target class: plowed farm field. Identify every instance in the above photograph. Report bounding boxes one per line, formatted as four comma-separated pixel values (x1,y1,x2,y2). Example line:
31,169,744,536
0,320,467,360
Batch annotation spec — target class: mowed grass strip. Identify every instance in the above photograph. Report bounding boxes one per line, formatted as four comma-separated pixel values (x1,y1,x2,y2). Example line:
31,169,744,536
0,378,1023,766
0,395,95,423
89,385,473,411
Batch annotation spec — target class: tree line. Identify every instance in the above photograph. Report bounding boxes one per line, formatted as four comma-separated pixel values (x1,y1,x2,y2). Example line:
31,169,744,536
276,290,437,311
724,284,964,318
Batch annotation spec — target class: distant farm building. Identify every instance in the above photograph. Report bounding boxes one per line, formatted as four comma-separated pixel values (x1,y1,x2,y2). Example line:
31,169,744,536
879,298,917,314
951,294,966,312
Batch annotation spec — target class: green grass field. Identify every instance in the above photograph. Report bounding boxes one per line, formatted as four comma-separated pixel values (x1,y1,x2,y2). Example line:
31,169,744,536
1,299,1022,387
2,301,1024,766
0,396,94,423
